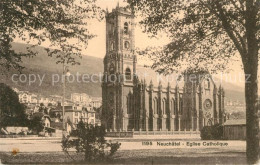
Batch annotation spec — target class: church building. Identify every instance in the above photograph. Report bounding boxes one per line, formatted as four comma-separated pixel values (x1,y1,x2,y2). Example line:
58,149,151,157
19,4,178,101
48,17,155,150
101,6,225,132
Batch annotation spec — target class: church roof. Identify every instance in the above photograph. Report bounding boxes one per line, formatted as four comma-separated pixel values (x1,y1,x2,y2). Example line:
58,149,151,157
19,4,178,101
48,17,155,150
135,65,184,89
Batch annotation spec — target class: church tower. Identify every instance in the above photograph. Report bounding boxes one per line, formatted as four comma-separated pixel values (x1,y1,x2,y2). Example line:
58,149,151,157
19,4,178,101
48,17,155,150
102,5,136,131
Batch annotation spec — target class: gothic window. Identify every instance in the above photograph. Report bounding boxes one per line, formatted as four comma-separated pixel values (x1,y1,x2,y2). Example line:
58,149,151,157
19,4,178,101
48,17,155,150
171,98,175,115
204,78,210,89
153,97,159,114
126,96,129,114
124,41,130,49
110,42,115,51
162,98,166,115
112,27,115,36
124,22,129,34
109,64,116,82
125,67,131,80
127,94,132,114
179,95,183,115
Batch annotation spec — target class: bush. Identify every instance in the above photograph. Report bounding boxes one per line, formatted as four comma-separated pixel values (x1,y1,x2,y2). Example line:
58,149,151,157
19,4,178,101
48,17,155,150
201,124,223,140
0,83,29,128
27,116,44,134
62,121,121,163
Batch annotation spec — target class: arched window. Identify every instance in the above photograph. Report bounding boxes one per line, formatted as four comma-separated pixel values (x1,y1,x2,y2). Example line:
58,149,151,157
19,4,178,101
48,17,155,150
110,42,114,51
153,97,158,114
124,41,130,49
126,96,129,114
162,98,166,115
125,67,131,80
204,78,210,89
127,93,132,114
171,98,175,115
112,27,115,36
124,22,128,34
109,64,115,82
109,64,115,75
179,95,183,115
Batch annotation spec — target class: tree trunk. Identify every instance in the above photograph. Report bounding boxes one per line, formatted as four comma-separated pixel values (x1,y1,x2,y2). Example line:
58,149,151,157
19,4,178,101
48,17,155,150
244,62,259,164
244,0,259,163
243,28,259,164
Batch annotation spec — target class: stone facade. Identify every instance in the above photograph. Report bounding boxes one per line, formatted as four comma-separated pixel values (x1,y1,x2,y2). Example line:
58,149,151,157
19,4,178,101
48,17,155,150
102,6,225,131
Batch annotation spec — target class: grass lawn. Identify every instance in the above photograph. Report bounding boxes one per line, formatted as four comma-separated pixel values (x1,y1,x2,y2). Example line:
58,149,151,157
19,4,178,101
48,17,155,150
0,148,246,164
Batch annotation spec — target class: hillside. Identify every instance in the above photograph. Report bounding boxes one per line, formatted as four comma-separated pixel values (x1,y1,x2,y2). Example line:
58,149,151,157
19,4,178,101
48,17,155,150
0,43,245,103
0,43,103,98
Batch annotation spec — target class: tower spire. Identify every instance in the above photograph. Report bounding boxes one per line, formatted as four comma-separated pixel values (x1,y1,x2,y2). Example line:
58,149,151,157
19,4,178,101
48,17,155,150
117,0,120,8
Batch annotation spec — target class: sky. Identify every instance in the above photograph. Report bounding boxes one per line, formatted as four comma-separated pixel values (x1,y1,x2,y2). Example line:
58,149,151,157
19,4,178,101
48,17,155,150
83,0,246,88
83,0,170,59
14,0,247,88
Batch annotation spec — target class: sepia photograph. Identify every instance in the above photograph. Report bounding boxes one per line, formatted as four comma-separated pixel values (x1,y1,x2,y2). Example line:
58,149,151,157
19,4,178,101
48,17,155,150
0,0,259,164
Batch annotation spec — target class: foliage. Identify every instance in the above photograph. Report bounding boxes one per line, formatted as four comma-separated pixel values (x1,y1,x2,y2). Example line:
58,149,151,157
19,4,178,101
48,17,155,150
129,0,259,163
128,0,259,74
39,104,48,114
27,116,44,134
0,0,104,71
0,83,28,127
62,121,121,163
93,106,102,120
200,126,213,140
200,124,223,140
229,111,246,119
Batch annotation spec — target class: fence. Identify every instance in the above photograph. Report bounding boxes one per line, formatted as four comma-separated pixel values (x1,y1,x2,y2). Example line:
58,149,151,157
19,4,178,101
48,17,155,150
105,130,200,138
133,130,200,136
105,131,133,138
0,135,38,138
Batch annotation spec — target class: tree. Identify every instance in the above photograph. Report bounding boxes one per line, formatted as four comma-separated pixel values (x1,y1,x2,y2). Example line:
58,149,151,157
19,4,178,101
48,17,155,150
62,121,121,163
230,111,246,119
201,124,224,140
128,0,260,163
94,105,102,120
0,83,28,127
0,0,104,71
28,116,44,134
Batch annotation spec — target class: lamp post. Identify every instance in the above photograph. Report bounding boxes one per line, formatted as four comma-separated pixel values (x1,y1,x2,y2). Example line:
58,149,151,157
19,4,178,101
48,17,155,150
62,63,70,137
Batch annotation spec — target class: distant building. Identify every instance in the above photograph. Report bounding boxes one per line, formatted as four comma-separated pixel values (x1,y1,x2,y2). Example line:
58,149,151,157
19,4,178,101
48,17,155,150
18,91,34,103
63,105,83,126
223,119,246,140
38,97,50,106
85,107,96,125
15,89,60,107
31,95,38,104
91,97,102,108
71,93,92,106
49,95,63,106
51,105,96,132
95,119,102,126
